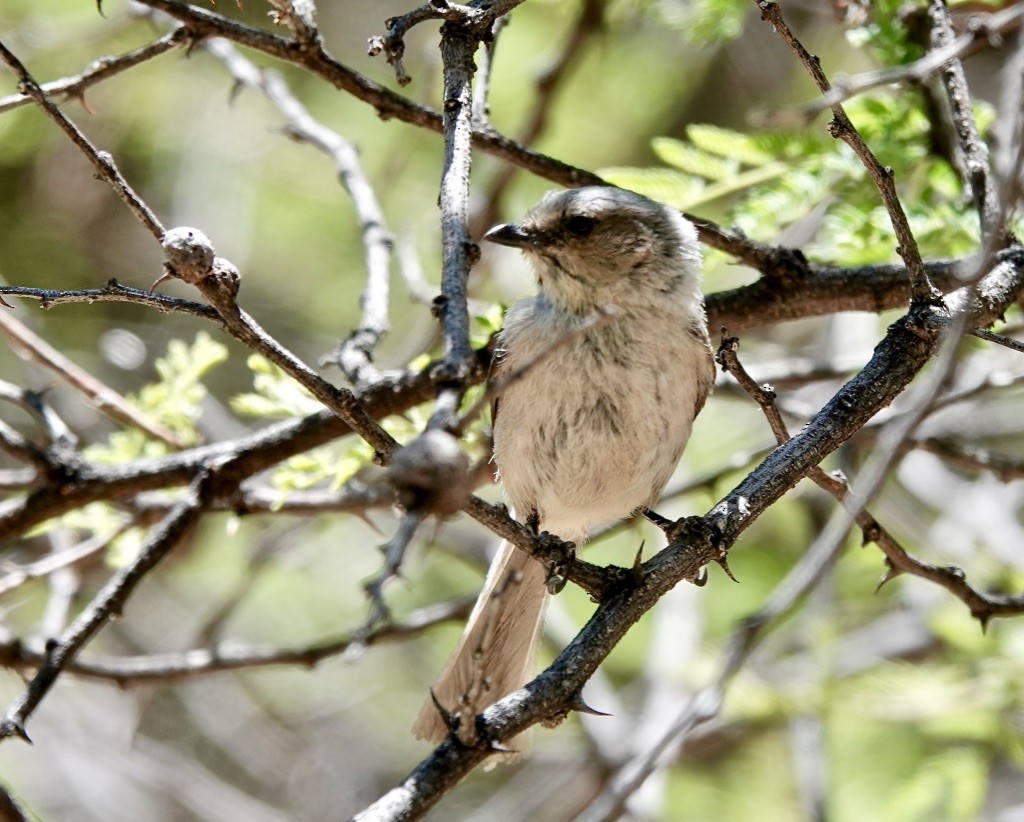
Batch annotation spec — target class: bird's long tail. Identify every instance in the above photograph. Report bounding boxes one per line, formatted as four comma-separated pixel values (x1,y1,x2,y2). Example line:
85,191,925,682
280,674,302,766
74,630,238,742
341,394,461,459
412,540,548,745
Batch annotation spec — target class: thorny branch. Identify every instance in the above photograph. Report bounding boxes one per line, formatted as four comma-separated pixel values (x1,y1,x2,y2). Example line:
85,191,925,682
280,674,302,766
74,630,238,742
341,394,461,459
0,311,183,448
0,280,218,319
579,504,850,822
0,472,214,742
158,228,401,460
928,0,1003,243
0,39,165,240
753,0,939,304
0,598,473,685
2,1,1024,815
717,334,1024,627
0,28,189,115
203,39,395,390
357,243,1024,817
429,19,482,429
970,324,1024,354
799,3,1024,114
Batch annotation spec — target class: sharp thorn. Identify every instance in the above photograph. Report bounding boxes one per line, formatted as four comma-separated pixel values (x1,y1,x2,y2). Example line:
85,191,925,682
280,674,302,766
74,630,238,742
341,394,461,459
875,561,900,593
716,555,739,583
631,541,646,583
0,719,32,744
632,541,645,570
690,566,709,587
568,692,611,717
149,271,174,291
428,688,460,733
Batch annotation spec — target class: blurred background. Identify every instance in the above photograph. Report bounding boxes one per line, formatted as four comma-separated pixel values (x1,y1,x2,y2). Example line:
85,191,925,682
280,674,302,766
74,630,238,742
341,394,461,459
2,0,1024,819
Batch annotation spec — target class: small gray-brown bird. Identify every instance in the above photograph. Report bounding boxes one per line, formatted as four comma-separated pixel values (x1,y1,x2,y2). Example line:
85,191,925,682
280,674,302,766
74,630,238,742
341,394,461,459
413,186,714,745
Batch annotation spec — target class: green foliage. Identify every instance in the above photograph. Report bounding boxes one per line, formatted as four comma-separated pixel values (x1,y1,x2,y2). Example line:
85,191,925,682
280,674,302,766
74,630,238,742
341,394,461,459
231,354,323,419
602,126,799,213
90,331,228,460
845,0,923,65
655,0,749,44
231,354,375,494
58,333,228,564
471,300,506,345
886,748,989,822
604,90,988,265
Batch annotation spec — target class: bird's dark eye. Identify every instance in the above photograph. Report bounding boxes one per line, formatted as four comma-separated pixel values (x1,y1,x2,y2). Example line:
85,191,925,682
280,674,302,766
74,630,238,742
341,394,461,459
565,215,596,237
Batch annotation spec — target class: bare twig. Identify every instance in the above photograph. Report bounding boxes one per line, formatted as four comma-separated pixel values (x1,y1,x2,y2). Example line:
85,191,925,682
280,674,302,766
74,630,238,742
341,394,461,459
928,0,1003,243
202,39,395,390
753,1,939,304
0,29,189,115
0,280,218,320
717,334,1024,626
873,536,1024,629
356,513,426,644
0,597,473,685
430,20,483,430
471,15,506,128
797,3,1024,114
970,325,1024,354
0,471,214,743
0,311,184,448
0,40,164,240
0,525,131,597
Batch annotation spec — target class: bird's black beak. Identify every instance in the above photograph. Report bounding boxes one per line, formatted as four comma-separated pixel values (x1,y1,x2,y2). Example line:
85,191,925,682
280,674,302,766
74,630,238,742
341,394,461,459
483,222,543,249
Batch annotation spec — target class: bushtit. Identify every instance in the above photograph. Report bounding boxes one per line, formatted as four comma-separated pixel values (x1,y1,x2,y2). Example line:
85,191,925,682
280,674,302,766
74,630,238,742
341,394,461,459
413,186,714,745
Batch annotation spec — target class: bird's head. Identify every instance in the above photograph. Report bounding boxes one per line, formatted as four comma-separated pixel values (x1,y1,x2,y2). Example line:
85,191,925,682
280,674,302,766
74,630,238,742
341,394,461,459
484,186,702,312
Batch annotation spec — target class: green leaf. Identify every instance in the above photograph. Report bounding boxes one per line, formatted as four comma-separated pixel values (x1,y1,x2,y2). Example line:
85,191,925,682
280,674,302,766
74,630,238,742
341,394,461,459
658,0,749,44
230,354,321,419
86,332,228,458
599,167,705,210
652,137,736,181
686,124,775,166
886,748,989,822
